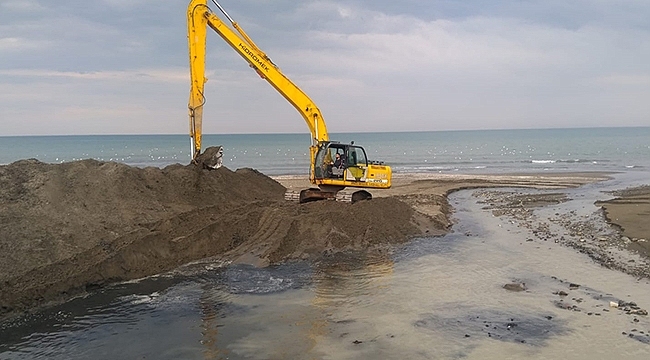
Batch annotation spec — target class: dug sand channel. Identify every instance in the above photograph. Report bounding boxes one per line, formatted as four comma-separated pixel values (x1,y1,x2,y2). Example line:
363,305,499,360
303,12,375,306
0,159,632,320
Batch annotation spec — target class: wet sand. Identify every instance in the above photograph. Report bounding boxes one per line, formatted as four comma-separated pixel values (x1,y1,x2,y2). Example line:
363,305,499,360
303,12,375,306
279,173,650,275
597,185,650,257
2,159,647,321
8,186,645,359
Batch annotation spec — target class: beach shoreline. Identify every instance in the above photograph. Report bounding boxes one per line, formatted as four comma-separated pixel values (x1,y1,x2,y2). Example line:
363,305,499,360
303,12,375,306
0,160,647,322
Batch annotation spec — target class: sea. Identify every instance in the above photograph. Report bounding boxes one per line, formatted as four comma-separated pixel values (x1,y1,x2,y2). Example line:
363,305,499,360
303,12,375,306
1,127,649,176
2,127,650,359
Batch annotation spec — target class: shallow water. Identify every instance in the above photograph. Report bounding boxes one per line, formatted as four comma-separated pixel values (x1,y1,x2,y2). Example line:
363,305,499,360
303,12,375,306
1,185,650,359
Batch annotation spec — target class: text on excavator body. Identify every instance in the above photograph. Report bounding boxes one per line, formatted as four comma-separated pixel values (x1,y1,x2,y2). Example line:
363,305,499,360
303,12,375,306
238,43,270,72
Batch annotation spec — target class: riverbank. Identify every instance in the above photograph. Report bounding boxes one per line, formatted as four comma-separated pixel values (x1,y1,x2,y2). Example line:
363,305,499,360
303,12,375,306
253,172,650,280
0,158,639,321
0,159,436,318
598,185,650,258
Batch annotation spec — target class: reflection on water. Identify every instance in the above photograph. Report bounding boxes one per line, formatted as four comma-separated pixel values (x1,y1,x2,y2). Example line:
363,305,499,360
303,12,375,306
312,252,394,307
1,189,650,359
306,252,395,357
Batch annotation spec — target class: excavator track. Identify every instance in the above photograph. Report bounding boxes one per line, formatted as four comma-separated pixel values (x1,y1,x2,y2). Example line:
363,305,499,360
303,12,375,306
335,192,353,203
342,190,372,203
284,189,371,204
284,190,301,202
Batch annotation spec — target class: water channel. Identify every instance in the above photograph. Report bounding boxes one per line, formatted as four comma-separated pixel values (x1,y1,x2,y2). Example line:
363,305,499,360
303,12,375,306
1,183,649,359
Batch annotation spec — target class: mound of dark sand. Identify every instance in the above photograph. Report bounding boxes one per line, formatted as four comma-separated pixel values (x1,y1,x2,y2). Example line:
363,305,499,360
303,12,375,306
0,157,442,316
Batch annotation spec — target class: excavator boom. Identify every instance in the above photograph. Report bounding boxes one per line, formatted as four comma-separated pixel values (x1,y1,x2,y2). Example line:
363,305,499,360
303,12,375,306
188,0,327,157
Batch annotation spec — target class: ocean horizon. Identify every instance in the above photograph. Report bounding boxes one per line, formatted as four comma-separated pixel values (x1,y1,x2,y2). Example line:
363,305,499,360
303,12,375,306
1,127,649,176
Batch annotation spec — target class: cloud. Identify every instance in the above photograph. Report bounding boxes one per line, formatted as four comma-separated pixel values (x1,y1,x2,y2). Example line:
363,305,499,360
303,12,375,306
0,74,187,135
0,68,191,83
597,74,650,86
0,0,47,12
0,37,53,51
1,0,649,135
283,12,649,81
100,0,159,9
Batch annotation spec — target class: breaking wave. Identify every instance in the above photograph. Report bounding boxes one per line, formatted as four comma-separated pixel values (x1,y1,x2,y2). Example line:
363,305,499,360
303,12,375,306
530,160,556,164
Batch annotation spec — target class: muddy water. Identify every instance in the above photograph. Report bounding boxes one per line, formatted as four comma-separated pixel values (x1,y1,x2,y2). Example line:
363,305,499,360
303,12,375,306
2,186,650,359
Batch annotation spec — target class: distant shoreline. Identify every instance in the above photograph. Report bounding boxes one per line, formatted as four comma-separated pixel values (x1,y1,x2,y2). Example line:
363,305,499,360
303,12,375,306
1,125,649,138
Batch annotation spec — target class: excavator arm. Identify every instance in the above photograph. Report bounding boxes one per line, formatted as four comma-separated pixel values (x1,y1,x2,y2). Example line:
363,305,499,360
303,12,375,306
187,0,328,162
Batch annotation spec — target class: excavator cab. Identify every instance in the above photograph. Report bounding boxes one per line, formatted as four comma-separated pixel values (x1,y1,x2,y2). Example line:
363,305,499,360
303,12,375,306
314,142,368,181
298,141,389,203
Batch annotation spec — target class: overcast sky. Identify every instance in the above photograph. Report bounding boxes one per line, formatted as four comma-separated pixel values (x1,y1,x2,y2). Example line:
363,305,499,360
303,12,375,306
1,0,649,136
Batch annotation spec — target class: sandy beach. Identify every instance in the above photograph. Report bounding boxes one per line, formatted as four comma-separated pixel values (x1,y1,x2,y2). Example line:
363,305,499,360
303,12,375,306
1,160,647,321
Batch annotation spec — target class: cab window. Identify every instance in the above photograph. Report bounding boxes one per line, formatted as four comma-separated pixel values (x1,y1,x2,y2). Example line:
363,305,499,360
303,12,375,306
347,146,367,166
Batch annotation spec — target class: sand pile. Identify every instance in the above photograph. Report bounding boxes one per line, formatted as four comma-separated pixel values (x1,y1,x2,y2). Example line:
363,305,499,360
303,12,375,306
0,157,441,315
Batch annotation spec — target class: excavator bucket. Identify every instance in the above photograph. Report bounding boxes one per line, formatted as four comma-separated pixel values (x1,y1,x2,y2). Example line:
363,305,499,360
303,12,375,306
194,146,223,170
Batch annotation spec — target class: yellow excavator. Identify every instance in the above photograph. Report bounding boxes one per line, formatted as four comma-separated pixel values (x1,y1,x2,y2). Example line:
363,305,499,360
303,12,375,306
187,0,391,202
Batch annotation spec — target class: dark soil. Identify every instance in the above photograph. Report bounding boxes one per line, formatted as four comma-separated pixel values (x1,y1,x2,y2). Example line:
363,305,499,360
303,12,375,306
0,157,443,318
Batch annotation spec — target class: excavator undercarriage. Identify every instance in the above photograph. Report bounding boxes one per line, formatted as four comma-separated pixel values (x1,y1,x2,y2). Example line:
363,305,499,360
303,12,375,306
283,187,373,204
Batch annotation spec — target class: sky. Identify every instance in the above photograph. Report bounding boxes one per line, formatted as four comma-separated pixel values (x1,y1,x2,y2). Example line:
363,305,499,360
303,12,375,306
1,0,649,136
